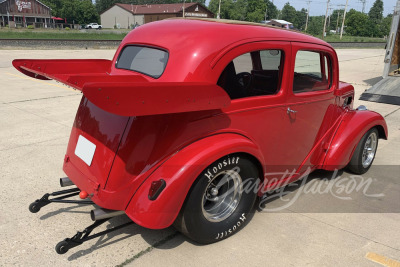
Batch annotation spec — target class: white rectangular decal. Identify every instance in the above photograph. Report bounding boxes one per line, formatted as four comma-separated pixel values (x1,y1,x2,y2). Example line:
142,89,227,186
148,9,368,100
74,135,96,166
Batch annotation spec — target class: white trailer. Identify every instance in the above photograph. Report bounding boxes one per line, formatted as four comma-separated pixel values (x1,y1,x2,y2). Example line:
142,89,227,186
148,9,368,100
360,0,400,105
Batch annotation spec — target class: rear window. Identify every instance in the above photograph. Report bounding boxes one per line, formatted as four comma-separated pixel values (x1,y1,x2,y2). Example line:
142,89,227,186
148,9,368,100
116,46,169,78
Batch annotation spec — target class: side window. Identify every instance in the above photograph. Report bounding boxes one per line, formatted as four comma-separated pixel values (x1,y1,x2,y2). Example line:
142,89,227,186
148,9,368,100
293,50,331,93
217,49,284,100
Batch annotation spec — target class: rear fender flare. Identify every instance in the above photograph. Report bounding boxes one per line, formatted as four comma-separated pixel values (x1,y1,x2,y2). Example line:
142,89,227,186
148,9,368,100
125,133,264,229
323,110,387,170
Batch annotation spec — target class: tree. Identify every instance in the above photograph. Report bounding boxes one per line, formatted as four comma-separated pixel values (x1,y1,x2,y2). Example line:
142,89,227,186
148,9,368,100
280,2,296,23
208,0,233,19
307,16,324,36
294,8,307,30
380,14,393,37
345,9,374,37
368,0,383,24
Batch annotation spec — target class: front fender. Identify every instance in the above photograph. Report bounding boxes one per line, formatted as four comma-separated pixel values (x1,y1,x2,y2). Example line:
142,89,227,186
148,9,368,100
125,133,264,229
323,109,387,170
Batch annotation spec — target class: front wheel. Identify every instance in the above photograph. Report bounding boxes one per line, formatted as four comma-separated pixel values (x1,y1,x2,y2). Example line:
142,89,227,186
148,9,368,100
347,128,379,174
174,154,259,244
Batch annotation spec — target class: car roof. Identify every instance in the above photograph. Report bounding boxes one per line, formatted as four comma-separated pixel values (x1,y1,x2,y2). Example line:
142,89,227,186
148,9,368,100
114,19,333,82
121,18,330,51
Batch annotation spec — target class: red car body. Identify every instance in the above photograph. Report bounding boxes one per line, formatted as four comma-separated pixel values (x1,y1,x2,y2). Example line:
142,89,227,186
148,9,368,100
13,19,388,231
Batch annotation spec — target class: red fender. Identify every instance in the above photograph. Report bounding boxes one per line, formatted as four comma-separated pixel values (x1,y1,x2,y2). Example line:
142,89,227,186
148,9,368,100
125,133,265,229
322,109,388,170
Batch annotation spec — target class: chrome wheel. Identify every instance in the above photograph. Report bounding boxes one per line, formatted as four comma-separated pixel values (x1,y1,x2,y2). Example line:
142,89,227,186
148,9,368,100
201,170,243,222
362,131,378,168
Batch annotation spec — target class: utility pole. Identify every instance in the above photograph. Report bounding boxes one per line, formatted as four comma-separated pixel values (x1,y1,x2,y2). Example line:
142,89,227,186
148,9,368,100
359,0,366,13
322,0,330,39
217,0,221,19
340,0,349,39
336,10,341,33
264,5,267,23
327,7,333,30
305,0,311,32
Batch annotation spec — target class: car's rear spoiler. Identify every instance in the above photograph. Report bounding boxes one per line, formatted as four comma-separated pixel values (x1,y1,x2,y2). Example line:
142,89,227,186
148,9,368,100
12,59,231,116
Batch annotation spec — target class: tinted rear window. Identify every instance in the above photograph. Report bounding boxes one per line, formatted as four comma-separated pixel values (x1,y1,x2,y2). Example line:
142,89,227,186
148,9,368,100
116,46,169,78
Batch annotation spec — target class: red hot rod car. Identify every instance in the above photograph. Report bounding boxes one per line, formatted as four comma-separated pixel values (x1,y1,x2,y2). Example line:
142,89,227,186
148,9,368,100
13,19,387,253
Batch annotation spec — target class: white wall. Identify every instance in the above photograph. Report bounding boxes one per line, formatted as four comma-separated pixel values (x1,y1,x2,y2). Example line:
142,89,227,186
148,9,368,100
100,5,144,29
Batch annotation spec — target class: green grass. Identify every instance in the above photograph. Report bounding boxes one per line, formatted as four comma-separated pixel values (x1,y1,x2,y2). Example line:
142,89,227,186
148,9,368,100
314,34,386,43
0,28,128,40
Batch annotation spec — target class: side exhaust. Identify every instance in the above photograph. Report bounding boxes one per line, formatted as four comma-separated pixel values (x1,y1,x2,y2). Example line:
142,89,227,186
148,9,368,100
90,208,125,221
60,177,74,187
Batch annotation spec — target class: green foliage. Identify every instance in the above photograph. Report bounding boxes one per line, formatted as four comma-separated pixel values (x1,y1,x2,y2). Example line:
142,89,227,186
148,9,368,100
65,27,70,30
209,0,277,22
281,2,296,23
307,16,324,36
27,25,35,29
41,0,99,24
0,29,128,40
368,0,383,24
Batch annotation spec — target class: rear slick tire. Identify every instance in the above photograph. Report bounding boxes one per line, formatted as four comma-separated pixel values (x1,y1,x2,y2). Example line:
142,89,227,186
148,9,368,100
174,154,259,244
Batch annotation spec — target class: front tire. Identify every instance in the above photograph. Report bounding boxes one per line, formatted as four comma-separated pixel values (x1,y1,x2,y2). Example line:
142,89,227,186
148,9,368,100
347,128,379,174
174,154,259,244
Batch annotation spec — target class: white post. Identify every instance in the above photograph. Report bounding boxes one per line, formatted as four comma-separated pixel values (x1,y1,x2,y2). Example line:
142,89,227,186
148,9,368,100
217,0,221,19
305,0,311,31
340,0,349,39
322,0,330,39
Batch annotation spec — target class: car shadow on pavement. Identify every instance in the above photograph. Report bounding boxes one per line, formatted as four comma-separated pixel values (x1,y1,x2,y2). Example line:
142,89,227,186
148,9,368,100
65,215,182,261
39,204,95,220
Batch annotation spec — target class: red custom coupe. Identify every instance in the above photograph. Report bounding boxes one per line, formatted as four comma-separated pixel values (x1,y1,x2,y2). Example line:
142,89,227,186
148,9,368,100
13,19,387,253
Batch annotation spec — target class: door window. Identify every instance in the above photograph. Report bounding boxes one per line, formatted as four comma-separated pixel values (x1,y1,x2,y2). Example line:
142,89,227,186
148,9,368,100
218,49,284,99
293,50,331,93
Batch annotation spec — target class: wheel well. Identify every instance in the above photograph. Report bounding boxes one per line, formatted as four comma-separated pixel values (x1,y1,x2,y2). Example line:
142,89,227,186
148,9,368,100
236,152,264,183
375,125,387,140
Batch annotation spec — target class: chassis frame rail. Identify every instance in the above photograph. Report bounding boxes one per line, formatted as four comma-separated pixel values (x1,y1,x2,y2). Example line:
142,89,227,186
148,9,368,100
55,218,134,254
28,187,94,213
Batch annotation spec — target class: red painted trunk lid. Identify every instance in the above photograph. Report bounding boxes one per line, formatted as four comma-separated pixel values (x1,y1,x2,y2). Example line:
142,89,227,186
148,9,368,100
63,96,129,192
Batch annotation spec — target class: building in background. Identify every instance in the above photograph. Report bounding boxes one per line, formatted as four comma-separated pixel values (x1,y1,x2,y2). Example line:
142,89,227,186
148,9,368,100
100,3,214,29
0,0,51,28
266,19,294,29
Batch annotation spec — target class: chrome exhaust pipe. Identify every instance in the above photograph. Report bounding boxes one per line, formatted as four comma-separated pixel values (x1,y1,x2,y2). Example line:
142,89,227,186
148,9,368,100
60,177,74,187
90,208,125,221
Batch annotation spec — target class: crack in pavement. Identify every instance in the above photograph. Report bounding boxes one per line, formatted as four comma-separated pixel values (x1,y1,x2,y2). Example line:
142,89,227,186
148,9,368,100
384,107,400,118
116,232,179,267
1,93,80,104
295,213,400,252
0,136,69,152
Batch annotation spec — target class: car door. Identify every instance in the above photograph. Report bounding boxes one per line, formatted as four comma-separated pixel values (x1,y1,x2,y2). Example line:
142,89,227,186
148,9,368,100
214,41,291,175
281,42,339,175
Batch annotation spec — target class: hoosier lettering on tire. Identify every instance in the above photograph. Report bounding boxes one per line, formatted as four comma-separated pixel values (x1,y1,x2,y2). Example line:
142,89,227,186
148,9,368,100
174,154,259,244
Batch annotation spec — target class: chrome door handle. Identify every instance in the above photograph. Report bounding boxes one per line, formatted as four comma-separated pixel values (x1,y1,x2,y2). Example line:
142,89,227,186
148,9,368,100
287,107,297,114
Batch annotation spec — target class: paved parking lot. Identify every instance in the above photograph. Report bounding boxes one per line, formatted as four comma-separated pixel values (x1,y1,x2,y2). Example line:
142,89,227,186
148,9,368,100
0,49,399,266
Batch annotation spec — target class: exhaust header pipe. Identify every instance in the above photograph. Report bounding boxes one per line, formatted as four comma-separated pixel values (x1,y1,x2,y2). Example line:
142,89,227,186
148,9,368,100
91,208,125,221
60,177,74,187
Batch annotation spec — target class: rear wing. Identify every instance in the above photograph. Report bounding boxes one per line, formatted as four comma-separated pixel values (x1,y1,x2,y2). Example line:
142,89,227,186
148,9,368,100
12,59,231,116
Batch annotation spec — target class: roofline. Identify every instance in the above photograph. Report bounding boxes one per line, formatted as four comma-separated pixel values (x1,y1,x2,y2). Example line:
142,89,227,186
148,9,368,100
165,18,331,48
0,0,52,10
100,2,209,16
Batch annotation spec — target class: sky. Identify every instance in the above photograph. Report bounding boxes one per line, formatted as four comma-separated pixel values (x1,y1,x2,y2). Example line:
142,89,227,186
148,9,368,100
204,0,398,17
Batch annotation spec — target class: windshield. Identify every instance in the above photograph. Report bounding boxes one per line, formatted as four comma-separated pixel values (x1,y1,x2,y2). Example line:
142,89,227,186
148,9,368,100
116,46,169,78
